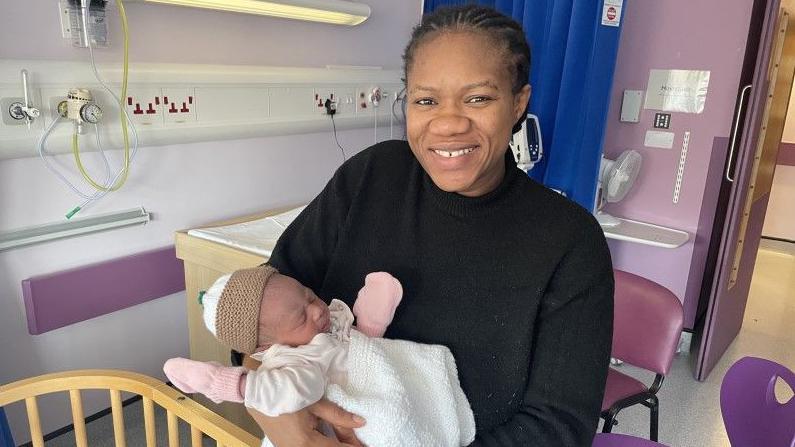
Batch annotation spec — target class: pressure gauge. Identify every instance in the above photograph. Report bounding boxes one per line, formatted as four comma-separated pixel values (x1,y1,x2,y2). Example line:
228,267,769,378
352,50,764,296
80,103,103,124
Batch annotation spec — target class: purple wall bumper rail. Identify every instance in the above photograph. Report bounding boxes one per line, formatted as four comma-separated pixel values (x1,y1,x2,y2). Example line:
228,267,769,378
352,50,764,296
22,246,185,335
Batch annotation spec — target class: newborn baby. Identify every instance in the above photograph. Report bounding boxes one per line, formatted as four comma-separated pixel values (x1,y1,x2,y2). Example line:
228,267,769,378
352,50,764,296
164,265,475,447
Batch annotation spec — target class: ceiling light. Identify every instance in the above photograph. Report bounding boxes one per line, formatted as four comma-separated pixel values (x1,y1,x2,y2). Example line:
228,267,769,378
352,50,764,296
135,0,371,25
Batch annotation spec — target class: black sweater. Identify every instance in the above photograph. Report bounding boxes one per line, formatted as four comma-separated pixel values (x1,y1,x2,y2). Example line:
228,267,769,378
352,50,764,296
268,140,614,446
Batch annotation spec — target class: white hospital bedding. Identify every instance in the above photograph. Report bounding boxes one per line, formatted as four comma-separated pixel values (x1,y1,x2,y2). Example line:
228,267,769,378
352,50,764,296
187,205,305,257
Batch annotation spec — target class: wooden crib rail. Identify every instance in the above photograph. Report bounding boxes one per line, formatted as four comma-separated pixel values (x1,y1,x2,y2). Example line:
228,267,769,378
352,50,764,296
0,369,260,447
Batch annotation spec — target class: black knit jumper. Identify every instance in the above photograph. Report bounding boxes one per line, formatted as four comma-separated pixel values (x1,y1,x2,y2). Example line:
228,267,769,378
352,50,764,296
268,140,614,446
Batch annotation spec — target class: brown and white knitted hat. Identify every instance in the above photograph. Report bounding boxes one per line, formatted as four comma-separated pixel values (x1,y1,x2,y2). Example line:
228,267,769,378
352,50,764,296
201,264,278,354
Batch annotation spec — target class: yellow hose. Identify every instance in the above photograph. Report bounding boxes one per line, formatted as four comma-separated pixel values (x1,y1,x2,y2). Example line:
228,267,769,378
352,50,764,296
73,0,131,192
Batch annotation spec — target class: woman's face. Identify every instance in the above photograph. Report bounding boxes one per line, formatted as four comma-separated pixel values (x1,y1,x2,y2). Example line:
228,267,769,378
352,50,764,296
406,31,531,197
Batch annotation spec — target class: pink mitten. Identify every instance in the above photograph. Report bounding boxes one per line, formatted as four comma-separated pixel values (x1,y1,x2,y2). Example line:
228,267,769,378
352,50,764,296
353,272,403,337
163,357,247,404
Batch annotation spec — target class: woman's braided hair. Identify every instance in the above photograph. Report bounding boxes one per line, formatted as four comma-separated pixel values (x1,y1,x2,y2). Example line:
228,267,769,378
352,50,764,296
402,4,531,94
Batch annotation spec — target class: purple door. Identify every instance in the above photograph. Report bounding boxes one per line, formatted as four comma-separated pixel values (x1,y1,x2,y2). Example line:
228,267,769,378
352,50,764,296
691,4,795,381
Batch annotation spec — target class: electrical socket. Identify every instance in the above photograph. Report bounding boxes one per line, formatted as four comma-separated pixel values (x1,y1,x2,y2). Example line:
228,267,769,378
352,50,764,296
162,87,196,124
125,88,163,126
355,86,386,114
355,88,370,113
313,87,335,115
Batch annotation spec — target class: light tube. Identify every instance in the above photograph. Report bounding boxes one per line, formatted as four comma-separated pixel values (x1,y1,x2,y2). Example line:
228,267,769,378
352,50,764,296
138,0,371,25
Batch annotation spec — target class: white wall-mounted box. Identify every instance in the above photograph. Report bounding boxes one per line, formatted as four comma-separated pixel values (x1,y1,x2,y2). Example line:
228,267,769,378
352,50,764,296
620,90,644,123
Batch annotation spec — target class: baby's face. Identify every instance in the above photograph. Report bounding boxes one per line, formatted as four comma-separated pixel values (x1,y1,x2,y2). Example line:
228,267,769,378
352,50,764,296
258,273,331,348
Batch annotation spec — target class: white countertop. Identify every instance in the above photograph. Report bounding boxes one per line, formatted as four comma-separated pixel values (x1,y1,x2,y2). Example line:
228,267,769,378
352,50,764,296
601,217,689,249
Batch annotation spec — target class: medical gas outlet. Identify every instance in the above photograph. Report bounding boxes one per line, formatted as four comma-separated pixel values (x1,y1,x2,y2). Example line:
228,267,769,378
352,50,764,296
57,88,103,132
4,69,41,128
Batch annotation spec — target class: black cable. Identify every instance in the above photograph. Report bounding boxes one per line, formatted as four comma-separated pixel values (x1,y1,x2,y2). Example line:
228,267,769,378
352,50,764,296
761,236,795,244
330,112,347,162
392,88,407,140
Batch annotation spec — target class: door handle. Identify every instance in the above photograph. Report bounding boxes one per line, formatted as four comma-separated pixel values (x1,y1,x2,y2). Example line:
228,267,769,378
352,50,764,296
726,84,752,182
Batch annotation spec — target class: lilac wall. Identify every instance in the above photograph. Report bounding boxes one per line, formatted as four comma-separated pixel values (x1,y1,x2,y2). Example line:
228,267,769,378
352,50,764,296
765,144,794,241
0,1,422,443
601,1,755,327
766,0,795,241
778,143,795,165
0,1,416,68
762,165,795,240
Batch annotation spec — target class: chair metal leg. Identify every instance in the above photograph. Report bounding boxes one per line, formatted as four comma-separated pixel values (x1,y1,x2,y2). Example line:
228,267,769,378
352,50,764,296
649,395,659,442
602,415,614,433
602,409,618,433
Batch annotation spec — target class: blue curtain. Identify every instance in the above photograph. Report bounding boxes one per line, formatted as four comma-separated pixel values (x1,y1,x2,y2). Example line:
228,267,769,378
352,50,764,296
0,408,13,447
423,0,626,210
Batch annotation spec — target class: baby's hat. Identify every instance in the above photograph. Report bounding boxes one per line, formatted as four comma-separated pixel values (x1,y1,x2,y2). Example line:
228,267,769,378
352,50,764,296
200,264,278,354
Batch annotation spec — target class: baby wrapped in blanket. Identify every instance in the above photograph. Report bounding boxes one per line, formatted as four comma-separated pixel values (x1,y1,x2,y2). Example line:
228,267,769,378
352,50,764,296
164,265,475,447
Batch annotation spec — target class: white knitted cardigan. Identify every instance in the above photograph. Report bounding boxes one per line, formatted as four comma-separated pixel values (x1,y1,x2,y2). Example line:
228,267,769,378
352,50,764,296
262,329,476,447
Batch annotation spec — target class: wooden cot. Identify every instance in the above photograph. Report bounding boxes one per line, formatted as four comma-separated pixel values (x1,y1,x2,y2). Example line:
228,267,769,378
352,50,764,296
0,369,260,447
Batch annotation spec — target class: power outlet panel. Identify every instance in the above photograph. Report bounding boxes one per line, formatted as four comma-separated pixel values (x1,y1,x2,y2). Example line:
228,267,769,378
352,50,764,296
195,86,269,122
0,65,403,158
356,88,370,113
355,86,395,113
335,88,356,115
126,88,163,126
314,86,356,116
162,87,196,124
313,87,335,115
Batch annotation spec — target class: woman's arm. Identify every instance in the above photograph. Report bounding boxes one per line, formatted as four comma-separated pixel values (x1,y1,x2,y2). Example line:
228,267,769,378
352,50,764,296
471,223,614,447
268,155,365,291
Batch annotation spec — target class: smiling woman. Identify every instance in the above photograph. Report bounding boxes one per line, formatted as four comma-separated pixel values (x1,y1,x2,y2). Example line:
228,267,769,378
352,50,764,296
251,5,615,447
406,31,530,197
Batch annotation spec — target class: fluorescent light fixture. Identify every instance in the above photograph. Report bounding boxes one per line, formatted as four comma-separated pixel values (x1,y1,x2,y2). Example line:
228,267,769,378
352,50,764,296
137,0,371,25
0,207,150,251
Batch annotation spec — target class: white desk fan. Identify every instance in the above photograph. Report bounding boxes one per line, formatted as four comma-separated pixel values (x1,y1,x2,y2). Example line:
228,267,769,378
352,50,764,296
595,149,642,227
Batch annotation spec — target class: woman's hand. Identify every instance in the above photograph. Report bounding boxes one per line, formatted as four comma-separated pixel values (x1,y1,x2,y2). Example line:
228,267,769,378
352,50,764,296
247,399,365,447
243,355,365,447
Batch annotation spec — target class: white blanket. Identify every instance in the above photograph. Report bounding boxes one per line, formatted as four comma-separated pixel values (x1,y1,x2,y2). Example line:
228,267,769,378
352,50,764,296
262,330,476,447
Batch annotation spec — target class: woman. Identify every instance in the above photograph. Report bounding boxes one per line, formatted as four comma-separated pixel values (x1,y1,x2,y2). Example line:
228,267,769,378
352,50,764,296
248,5,613,446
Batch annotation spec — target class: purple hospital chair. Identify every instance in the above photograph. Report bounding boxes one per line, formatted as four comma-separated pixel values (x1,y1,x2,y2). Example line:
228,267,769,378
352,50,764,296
592,433,669,447
601,270,684,442
720,356,795,447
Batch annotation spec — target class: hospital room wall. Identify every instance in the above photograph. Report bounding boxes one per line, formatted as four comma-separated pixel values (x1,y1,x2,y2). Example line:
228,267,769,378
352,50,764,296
0,1,422,442
762,58,795,240
601,0,755,328
762,164,795,241
762,0,795,241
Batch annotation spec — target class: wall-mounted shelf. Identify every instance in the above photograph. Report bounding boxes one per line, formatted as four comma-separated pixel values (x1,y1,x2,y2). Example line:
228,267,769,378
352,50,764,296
601,217,689,249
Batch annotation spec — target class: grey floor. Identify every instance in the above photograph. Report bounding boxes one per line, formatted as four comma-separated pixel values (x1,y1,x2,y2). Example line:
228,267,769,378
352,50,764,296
606,238,795,446
44,399,214,446
43,240,795,447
